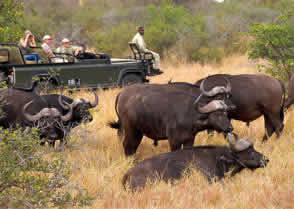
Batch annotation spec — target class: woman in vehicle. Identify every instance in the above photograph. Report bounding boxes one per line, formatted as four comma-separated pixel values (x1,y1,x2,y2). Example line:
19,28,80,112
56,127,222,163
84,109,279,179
19,30,36,54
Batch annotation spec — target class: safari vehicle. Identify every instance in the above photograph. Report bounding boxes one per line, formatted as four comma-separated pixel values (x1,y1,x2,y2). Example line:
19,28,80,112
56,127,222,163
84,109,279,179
0,43,153,91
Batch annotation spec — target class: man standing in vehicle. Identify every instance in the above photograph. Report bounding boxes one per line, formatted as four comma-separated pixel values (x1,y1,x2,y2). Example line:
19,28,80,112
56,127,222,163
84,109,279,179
131,26,163,75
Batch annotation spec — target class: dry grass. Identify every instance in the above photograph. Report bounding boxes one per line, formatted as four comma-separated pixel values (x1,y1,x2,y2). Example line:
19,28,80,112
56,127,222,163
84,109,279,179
60,55,294,209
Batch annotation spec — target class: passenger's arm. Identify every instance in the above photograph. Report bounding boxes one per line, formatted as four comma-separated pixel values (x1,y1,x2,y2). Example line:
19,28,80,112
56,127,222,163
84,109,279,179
29,35,36,47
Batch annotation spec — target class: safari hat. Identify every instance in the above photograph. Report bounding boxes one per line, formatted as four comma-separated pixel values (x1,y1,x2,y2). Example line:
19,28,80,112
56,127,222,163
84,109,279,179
62,38,70,43
43,35,52,41
25,30,32,35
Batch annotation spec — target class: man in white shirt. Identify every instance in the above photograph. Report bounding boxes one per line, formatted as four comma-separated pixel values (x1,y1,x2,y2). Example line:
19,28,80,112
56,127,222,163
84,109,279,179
41,35,54,58
131,26,163,75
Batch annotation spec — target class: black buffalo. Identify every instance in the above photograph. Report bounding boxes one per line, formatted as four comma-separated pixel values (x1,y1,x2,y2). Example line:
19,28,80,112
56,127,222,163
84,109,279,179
122,133,269,191
41,90,99,130
0,88,73,145
194,74,285,141
109,80,235,156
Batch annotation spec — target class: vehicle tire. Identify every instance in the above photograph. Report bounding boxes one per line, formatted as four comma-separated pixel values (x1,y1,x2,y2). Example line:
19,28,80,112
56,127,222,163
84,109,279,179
121,74,143,87
33,80,57,94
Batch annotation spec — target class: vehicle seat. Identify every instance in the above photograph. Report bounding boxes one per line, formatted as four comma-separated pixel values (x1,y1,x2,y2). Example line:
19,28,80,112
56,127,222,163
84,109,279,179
8,46,25,65
128,42,153,60
24,53,40,64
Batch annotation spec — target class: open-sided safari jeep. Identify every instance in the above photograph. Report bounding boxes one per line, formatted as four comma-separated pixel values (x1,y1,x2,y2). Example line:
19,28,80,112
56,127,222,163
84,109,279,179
0,43,150,92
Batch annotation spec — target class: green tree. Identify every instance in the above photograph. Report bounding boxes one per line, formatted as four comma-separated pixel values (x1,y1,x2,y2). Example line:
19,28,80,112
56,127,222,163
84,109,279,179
0,0,24,42
248,0,294,80
145,0,207,56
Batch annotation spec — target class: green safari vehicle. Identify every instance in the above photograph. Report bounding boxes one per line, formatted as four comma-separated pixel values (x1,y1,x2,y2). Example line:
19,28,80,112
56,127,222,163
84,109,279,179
0,43,152,91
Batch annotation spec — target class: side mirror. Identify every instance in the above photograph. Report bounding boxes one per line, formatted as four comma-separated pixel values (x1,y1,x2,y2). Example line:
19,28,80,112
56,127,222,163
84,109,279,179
0,49,9,64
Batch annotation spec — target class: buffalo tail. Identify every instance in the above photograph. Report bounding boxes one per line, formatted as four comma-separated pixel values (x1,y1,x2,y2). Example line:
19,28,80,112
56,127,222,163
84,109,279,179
108,93,122,129
108,120,121,129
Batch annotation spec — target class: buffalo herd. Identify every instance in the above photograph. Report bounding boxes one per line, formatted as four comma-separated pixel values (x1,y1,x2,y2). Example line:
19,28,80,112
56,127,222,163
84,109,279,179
1,73,293,191
0,88,98,146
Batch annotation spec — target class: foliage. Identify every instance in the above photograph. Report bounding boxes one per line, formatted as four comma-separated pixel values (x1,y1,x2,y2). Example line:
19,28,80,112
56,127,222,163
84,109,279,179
0,128,93,208
249,2,294,80
0,0,25,42
5,0,292,64
91,22,137,57
145,0,207,57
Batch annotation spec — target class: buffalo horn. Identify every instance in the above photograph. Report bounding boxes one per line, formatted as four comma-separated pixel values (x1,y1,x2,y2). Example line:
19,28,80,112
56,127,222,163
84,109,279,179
23,100,44,121
200,78,231,97
197,100,228,113
60,100,73,122
90,90,99,108
227,132,253,152
58,88,70,110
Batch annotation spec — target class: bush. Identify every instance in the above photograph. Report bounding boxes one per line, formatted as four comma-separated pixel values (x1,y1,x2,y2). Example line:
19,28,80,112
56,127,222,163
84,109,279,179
248,2,294,80
0,0,24,42
0,128,92,208
145,0,207,56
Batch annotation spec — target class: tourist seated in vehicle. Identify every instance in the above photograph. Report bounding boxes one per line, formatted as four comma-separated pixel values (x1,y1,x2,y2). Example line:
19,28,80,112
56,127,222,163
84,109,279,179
19,30,40,62
54,38,82,57
41,35,54,59
19,30,36,54
131,26,163,75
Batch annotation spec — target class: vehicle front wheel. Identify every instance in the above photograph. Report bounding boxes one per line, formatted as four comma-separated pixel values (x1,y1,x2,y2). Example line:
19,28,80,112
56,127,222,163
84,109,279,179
121,74,143,87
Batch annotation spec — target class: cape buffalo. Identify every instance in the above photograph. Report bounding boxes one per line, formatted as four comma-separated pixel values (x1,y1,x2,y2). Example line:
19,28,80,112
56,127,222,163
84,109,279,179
41,90,99,129
122,133,269,191
109,80,235,156
194,74,285,141
0,88,73,145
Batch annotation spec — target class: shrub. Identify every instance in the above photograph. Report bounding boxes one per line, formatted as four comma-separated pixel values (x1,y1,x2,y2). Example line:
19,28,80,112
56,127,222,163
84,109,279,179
248,2,294,80
0,128,92,208
0,0,24,42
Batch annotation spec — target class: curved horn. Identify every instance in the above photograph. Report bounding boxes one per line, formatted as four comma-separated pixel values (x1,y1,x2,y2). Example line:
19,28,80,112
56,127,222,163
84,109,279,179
90,90,99,108
60,100,73,122
58,89,70,110
227,132,236,148
193,93,203,106
227,132,253,151
224,78,231,93
197,100,228,113
200,78,232,97
23,100,43,121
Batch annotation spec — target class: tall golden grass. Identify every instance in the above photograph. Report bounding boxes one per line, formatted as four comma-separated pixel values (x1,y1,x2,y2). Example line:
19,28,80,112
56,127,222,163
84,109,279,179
62,55,294,209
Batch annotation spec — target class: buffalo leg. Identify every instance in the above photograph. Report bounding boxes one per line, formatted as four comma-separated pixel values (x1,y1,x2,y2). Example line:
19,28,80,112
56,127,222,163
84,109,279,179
123,129,143,156
168,139,182,151
268,114,284,139
182,138,195,148
263,115,274,141
49,141,56,147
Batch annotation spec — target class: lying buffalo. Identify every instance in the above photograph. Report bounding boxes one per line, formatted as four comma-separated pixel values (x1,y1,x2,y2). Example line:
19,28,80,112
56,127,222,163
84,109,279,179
41,90,99,130
0,88,73,145
194,74,285,141
122,133,269,191
109,80,235,156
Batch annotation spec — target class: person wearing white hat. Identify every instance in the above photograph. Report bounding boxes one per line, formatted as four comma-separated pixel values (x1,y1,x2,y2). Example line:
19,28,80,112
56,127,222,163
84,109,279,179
54,38,82,57
41,35,54,58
